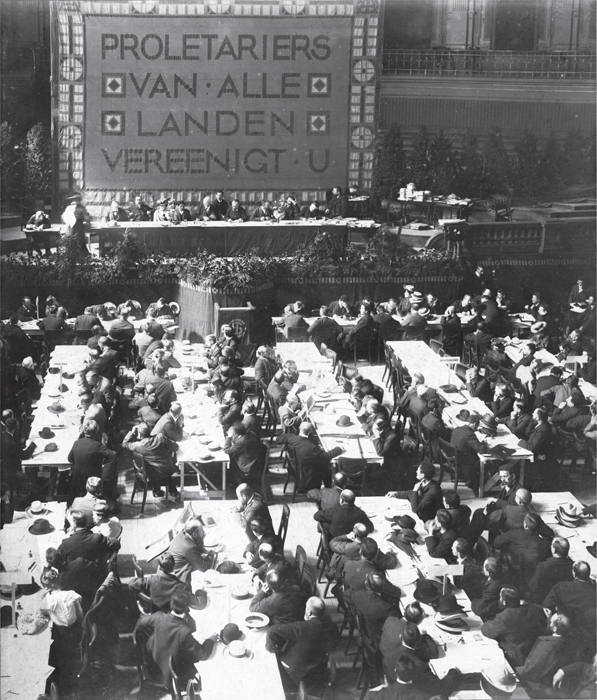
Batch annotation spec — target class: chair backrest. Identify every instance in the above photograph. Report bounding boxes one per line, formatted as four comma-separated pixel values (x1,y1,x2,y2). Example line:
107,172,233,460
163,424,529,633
278,504,290,546
474,535,490,564
287,327,308,342
49,682,59,700
294,544,307,579
337,458,367,495
438,437,457,465
169,656,182,700
186,677,202,700
429,338,443,354
132,453,148,484
260,440,270,505
300,565,316,597
453,362,468,381
132,553,144,579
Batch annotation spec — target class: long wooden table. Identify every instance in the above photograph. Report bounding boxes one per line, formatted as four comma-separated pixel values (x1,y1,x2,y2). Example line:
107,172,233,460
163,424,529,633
186,501,285,700
0,501,67,698
387,341,533,495
92,219,378,257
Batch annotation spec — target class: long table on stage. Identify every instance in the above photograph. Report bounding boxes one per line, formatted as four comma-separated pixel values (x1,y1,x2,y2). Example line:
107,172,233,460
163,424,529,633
92,219,378,257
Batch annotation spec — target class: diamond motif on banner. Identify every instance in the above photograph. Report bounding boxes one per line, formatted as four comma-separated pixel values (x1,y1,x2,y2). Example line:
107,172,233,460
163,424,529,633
207,0,231,12
351,126,374,149
308,74,331,97
130,1,156,13
307,111,330,135
102,74,126,98
101,111,125,136
353,59,375,83
356,0,378,13
59,125,82,149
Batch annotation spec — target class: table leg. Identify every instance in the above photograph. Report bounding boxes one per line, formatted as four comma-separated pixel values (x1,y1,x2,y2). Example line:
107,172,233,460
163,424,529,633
181,460,185,499
478,459,485,497
519,458,526,487
221,461,226,500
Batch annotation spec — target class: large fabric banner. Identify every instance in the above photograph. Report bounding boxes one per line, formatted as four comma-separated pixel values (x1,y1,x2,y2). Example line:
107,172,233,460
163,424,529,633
84,15,351,189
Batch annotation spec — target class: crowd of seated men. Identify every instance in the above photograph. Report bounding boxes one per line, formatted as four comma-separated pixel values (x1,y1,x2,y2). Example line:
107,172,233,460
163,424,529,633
1,272,595,699
99,186,373,224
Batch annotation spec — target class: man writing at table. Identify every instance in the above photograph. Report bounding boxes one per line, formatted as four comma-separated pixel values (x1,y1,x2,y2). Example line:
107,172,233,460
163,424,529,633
386,461,443,524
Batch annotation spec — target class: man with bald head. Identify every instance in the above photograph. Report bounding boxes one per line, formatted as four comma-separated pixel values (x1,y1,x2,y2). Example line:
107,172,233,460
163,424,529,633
231,483,273,539
67,418,117,504
167,519,214,586
543,562,596,637
249,568,306,626
122,421,179,500
313,489,373,537
276,421,344,492
151,401,184,442
493,513,551,584
529,537,573,605
307,471,347,509
492,488,553,539
251,542,288,585
266,596,339,685
349,572,401,643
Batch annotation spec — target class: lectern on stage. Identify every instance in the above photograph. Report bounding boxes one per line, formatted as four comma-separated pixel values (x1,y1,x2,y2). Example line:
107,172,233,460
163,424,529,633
214,303,256,345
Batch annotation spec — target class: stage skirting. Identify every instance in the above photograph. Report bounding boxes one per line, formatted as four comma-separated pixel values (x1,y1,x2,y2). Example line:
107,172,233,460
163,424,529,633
92,221,362,257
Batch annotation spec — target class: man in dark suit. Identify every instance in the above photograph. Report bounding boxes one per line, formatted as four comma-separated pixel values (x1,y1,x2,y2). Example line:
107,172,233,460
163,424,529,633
211,190,228,219
135,591,212,692
266,596,339,685
328,295,352,318
348,572,401,644
504,400,533,439
276,421,343,492
307,306,344,352
543,561,596,635
373,301,402,340
493,513,551,584
254,346,278,390
529,537,573,605
108,307,135,342
515,613,577,696
3,315,36,362
224,422,264,488
299,201,324,219
465,367,493,405
313,489,373,537
342,537,401,604
519,408,557,489
343,304,374,352
232,483,273,539
151,402,184,442
134,362,177,413
325,186,348,218
387,461,443,524
452,538,485,600
67,419,117,503
491,383,514,419
167,520,214,585
122,422,179,499
249,569,306,625
424,509,458,564
1,417,36,494
464,321,493,351
58,510,120,565
276,304,309,340
129,552,194,611
250,199,274,220
74,307,102,337
15,296,35,322
243,517,283,569
450,411,487,491
307,471,347,508
471,557,503,622
481,586,548,666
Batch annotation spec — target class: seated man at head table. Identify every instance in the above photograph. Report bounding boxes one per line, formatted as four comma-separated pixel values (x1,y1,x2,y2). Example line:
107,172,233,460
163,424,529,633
277,421,344,493
127,194,152,221
342,302,375,351
328,294,353,319
134,590,214,693
129,552,197,611
226,198,248,222
299,200,324,219
169,200,192,223
307,305,344,352
58,510,121,566
386,461,444,524
108,305,135,342
74,306,103,337
276,303,309,338
250,198,274,221
249,567,307,626
481,585,548,667
230,482,273,540
210,190,228,219
152,198,170,222
325,186,348,218
15,295,36,322
265,596,340,686
104,199,129,222
166,519,216,586
313,488,373,537
122,421,180,501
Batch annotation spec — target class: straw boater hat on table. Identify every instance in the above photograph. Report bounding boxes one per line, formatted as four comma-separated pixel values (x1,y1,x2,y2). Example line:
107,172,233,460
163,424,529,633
26,500,49,518
530,321,547,334
410,291,424,304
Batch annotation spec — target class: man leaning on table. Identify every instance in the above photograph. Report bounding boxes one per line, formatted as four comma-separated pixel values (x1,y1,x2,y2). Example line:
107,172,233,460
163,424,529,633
167,519,215,586
249,568,307,626
231,482,273,540
386,461,443,524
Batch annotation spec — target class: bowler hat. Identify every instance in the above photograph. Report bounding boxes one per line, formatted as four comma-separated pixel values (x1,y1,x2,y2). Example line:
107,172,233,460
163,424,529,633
336,415,353,427
38,428,55,439
455,409,471,423
47,402,65,414
436,594,467,619
586,542,596,559
393,514,416,530
44,442,58,452
479,414,498,436
413,578,442,603
190,589,208,610
217,561,240,574
480,667,517,699
28,518,55,535
434,616,469,634
220,622,243,644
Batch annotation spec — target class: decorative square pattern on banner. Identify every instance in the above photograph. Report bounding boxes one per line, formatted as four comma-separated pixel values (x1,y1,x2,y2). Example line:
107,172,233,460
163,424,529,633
101,111,125,136
308,73,332,97
102,74,126,98
306,111,330,135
